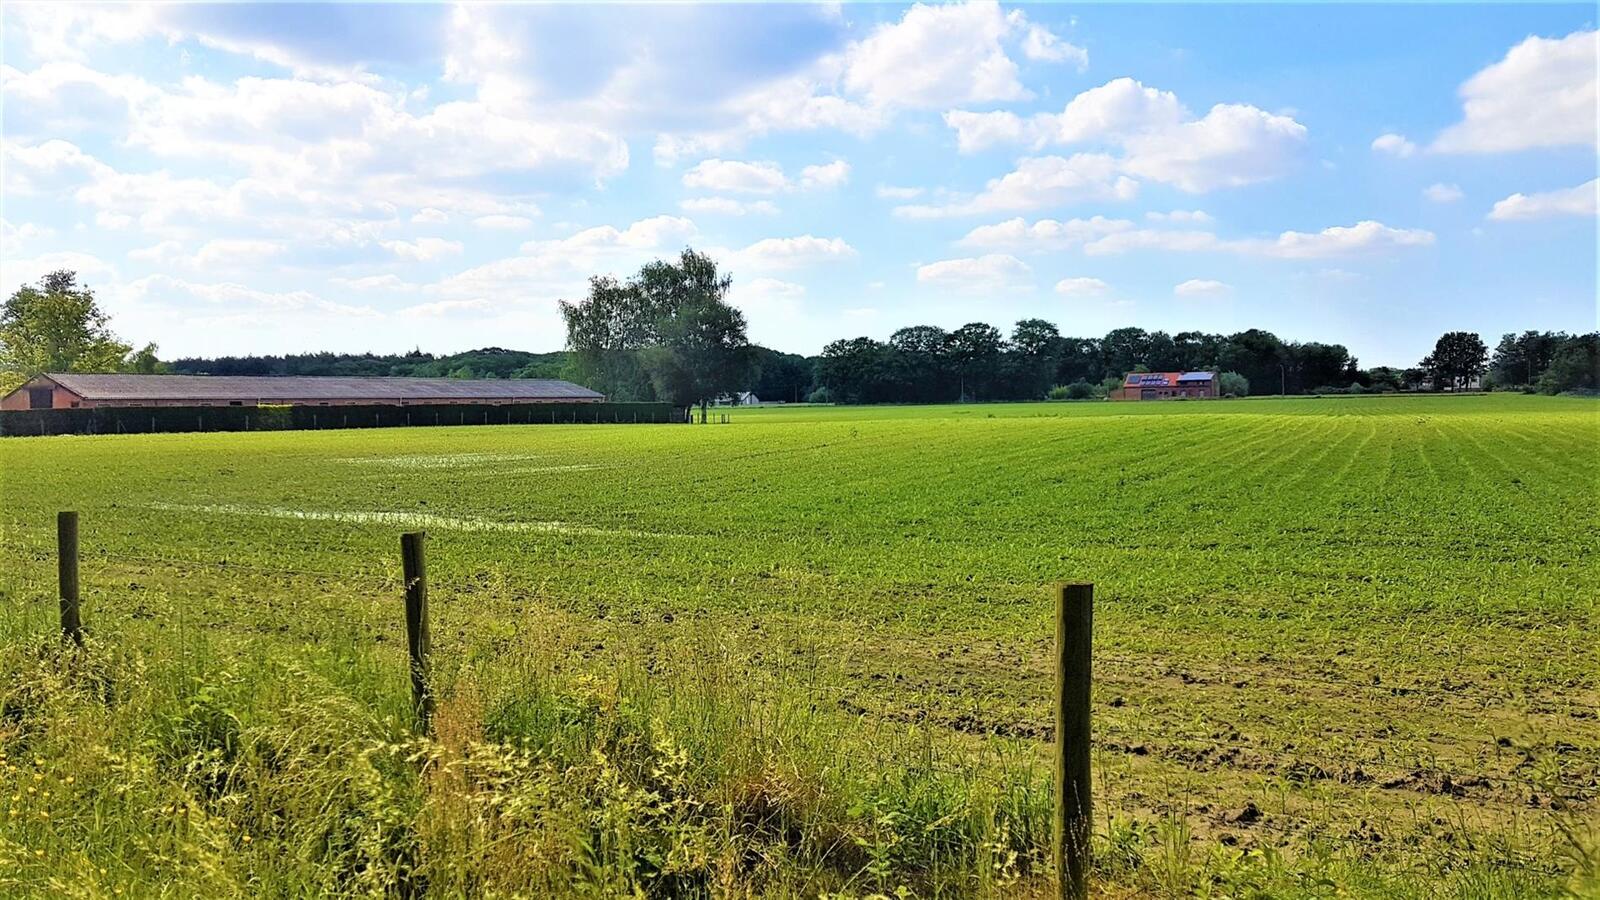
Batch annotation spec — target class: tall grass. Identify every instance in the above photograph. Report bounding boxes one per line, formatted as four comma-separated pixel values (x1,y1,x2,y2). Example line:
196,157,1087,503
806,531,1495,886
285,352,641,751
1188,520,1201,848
0,599,1055,898
1,595,1587,898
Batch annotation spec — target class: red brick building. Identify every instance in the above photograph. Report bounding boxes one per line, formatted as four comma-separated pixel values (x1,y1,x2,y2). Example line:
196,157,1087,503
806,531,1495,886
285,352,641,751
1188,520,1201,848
1109,371,1219,401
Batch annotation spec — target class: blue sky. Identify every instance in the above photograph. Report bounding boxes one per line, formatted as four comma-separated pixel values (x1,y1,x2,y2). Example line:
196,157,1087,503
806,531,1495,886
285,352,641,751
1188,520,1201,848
1,2,1594,367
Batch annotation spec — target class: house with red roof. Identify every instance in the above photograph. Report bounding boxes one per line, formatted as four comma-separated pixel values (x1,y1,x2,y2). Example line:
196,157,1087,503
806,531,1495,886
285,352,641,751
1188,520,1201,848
1109,371,1219,401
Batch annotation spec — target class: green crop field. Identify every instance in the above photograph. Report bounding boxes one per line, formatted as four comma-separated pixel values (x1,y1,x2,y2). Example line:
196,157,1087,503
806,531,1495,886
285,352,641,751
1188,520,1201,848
1,393,1596,898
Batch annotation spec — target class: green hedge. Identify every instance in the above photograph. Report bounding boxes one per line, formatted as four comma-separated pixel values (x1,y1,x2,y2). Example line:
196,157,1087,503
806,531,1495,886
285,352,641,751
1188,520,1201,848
0,402,687,437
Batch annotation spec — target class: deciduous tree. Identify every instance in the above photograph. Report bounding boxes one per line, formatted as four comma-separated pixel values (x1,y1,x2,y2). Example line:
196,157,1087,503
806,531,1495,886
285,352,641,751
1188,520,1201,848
1420,331,1487,391
946,322,1004,401
559,250,754,420
0,270,134,394
1008,318,1062,400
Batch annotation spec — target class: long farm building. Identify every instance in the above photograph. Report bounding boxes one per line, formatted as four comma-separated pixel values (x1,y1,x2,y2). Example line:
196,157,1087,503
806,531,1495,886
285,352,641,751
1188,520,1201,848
1,373,605,410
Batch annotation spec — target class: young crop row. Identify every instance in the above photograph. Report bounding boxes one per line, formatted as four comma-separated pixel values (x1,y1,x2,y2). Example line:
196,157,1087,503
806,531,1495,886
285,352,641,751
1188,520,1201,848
0,394,1596,896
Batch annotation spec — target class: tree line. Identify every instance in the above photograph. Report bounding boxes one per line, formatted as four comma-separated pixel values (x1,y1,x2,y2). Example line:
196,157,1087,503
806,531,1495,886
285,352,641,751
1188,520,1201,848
164,347,569,380
816,324,1363,403
4,265,1597,404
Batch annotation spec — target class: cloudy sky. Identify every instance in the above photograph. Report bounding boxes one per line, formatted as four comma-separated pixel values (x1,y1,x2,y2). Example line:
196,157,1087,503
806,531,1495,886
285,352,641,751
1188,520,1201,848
2,3,1595,366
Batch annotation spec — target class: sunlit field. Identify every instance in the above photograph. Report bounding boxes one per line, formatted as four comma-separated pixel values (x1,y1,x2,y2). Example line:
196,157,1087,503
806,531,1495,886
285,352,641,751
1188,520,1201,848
2,393,1596,897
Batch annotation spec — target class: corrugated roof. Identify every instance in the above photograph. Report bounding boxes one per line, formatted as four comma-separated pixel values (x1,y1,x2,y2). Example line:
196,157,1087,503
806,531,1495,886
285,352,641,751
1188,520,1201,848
44,374,604,401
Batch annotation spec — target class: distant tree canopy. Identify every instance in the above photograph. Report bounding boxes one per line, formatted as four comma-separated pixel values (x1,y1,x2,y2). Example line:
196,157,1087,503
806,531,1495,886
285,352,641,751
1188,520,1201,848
32,265,1589,408
1488,330,1599,394
560,249,754,420
0,270,156,394
749,347,813,404
170,347,570,380
1535,334,1600,394
164,325,1598,408
813,324,1364,403
1421,331,1488,391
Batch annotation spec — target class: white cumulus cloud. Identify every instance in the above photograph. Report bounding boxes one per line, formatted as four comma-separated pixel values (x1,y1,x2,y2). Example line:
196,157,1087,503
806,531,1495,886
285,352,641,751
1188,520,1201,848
798,160,851,190
1433,29,1597,153
1264,221,1435,259
681,158,849,194
943,77,1307,192
896,154,1138,217
682,159,790,194
1371,133,1418,157
1174,278,1229,296
382,238,464,261
958,216,1133,251
1021,24,1088,70
733,235,857,270
1422,183,1463,203
1121,103,1307,192
842,1,1032,108
1084,220,1435,259
1488,179,1598,221
916,254,1032,292
942,109,1031,153
1054,277,1109,297
1146,209,1214,224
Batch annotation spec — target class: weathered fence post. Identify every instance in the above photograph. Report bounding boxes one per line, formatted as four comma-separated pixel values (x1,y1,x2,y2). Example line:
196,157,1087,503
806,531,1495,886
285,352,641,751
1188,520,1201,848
401,531,432,732
1055,582,1092,900
57,512,83,646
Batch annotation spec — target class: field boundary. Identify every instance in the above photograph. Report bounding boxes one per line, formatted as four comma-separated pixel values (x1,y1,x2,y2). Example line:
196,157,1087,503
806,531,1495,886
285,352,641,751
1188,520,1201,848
15,510,1595,895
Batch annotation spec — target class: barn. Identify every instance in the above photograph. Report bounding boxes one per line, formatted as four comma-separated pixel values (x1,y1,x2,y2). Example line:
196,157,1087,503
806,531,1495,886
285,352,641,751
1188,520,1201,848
0,373,605,410
1110,371,1219,401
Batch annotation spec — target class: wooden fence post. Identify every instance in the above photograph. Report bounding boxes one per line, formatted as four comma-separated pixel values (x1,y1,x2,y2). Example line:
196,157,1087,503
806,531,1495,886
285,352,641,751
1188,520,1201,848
1055,582,1092,900
57,512,83,646
401,532,432,732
